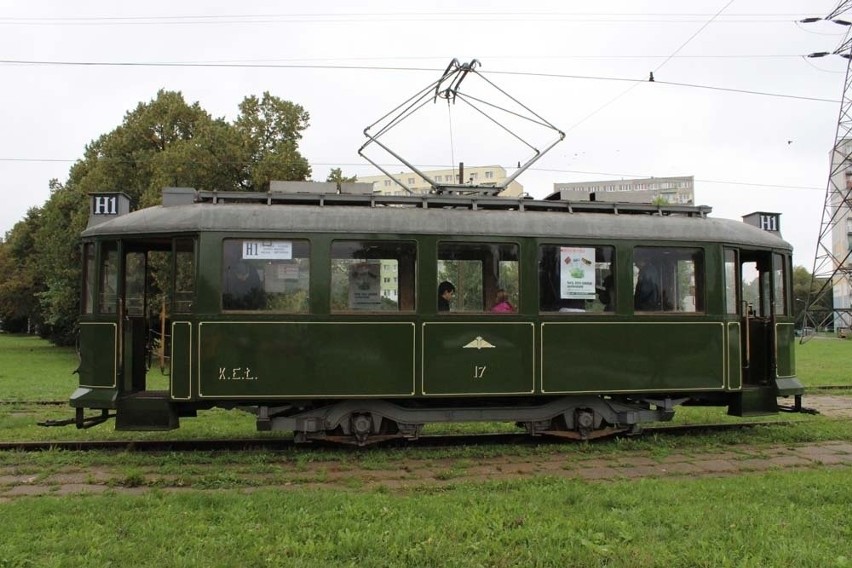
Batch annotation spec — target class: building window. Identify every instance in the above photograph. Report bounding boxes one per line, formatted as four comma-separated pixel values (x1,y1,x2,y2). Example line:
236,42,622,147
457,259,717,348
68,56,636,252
331,240,416,312
222,239,310,312
539,245,614,313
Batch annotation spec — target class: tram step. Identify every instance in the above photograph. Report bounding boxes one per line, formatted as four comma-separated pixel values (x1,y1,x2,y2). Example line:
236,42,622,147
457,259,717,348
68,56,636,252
115,392,178,431
728,386,778,417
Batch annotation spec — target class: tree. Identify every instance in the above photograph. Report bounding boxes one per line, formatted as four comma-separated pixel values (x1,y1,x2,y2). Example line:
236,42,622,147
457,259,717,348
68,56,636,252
326,168,358,188
19,90,313,345
792,265,831,325
234,92,311,190
0,208,45,333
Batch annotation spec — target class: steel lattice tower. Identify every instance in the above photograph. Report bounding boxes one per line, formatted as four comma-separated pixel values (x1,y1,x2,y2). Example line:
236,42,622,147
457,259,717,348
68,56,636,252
801,1,852,340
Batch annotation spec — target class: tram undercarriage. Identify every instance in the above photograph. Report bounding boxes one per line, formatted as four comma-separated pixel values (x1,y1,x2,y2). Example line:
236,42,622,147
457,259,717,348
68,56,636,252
253,395,685,445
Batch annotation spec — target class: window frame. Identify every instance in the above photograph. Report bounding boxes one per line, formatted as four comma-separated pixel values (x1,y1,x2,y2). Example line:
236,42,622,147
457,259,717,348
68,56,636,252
537,243,616,315
632,246,706,315
221,238,311,313
330,239,417,314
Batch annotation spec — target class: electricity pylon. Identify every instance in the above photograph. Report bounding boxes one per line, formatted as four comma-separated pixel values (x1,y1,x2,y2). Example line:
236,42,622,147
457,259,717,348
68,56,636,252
801,1,852,341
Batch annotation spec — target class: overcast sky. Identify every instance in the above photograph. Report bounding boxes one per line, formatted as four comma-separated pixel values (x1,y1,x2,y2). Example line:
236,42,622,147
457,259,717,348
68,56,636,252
1,0,847,267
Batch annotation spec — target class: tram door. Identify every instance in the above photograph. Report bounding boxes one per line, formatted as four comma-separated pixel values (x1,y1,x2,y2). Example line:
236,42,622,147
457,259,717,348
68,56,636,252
738,250,776,386
119,238,195,395
122,248,148,393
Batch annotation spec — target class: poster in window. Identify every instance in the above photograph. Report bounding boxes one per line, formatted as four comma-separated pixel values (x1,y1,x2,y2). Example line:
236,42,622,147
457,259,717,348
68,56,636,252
349,261,382,309
242,241,292,260
560,247,596,299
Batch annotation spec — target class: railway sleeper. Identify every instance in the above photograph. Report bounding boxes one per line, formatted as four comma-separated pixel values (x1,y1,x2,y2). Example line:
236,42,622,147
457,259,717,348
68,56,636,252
256,396,684,445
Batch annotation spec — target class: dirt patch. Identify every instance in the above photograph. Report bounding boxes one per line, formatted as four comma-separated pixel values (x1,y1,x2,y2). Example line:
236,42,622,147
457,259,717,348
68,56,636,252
0,441,850,499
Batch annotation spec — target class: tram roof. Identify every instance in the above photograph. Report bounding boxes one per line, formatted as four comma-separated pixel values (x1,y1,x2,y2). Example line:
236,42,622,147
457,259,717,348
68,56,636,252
82,191,791,251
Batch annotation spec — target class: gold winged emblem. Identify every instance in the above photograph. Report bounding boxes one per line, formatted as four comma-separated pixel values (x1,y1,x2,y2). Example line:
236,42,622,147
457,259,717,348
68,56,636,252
462,336,496,350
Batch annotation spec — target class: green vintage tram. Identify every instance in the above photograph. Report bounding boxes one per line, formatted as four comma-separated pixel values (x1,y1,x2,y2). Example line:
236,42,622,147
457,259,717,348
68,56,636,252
71,185,802,443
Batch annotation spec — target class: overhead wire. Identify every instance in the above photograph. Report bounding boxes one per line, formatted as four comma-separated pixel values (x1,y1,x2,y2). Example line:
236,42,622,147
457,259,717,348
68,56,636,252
0,59,837,103
0,157,825,192
561,0,737,133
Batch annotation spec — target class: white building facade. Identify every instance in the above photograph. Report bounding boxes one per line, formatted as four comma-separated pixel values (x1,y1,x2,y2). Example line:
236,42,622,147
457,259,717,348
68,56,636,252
552,176,694,205
829,141,852,331
359,165,524,197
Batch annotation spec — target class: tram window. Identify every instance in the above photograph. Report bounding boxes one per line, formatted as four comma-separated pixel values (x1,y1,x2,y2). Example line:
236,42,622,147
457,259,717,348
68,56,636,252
633,247,704,313
437,242,519,313
222,239,310,312
124,252,146,317
174,239,195,313
538,245,614,313
331,240,416,312
98,242,119,314
82,243,95,315
724,249,738,315
741,261,763,316
773,253,788,315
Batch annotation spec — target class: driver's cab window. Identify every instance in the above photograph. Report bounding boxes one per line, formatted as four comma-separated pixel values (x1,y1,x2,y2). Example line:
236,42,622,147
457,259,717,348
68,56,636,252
741,251,785,318
98,242,119,314
741,260,765,316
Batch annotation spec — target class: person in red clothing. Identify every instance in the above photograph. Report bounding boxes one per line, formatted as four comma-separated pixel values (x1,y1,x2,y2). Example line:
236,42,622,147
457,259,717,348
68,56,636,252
491,289,515,313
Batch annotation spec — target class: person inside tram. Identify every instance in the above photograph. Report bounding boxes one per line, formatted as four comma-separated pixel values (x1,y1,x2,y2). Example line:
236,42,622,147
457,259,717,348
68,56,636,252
223,262,265,310
438,280,456,312
633,257,662,311
597,274,615,312
491,289,515,313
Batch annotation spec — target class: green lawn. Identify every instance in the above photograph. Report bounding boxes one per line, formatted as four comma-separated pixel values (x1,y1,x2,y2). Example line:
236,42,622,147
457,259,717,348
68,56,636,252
0,332,848,403
795,337,852,386
0,334,851,567
0,469,850,567
0,333,849,444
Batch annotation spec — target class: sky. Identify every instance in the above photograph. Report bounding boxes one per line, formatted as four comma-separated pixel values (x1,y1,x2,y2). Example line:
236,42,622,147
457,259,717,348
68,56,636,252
0,0,848,268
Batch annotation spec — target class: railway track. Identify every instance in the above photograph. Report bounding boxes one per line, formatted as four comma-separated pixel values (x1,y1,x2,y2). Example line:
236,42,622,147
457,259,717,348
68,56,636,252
0,420,793,453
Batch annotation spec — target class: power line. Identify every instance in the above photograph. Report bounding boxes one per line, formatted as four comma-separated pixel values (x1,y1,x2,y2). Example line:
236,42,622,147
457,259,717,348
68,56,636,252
0,158,824,192
0,59,837,104
0,13,811,27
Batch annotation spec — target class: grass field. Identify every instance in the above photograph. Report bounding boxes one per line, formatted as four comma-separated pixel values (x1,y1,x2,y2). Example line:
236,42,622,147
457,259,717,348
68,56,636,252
1,333,851,566
1,469,850,567
0,333,849,443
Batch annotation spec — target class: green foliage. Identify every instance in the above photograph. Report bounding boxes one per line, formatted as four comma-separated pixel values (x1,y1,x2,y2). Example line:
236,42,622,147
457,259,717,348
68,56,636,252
0,471,850,566
234,91,311,190
1,90,313,345
0,208,45,333
326,167,358,187
793,265,831,324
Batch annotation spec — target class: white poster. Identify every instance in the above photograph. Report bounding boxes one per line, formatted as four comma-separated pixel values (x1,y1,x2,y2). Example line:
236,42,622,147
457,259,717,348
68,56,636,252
560,247,596,299
242,241,292,260
348,261,382,310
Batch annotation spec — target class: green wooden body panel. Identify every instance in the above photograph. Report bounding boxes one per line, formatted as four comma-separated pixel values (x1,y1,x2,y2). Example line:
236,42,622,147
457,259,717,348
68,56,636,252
422,322,535,395
78,322,117,388
171,322,192,399
197,322,415,397
541,322,725,392
726,322,743,390
775,322,796,378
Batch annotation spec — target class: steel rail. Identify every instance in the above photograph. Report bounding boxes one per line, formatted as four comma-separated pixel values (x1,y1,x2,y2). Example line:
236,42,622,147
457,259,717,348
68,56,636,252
0,421,794,453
